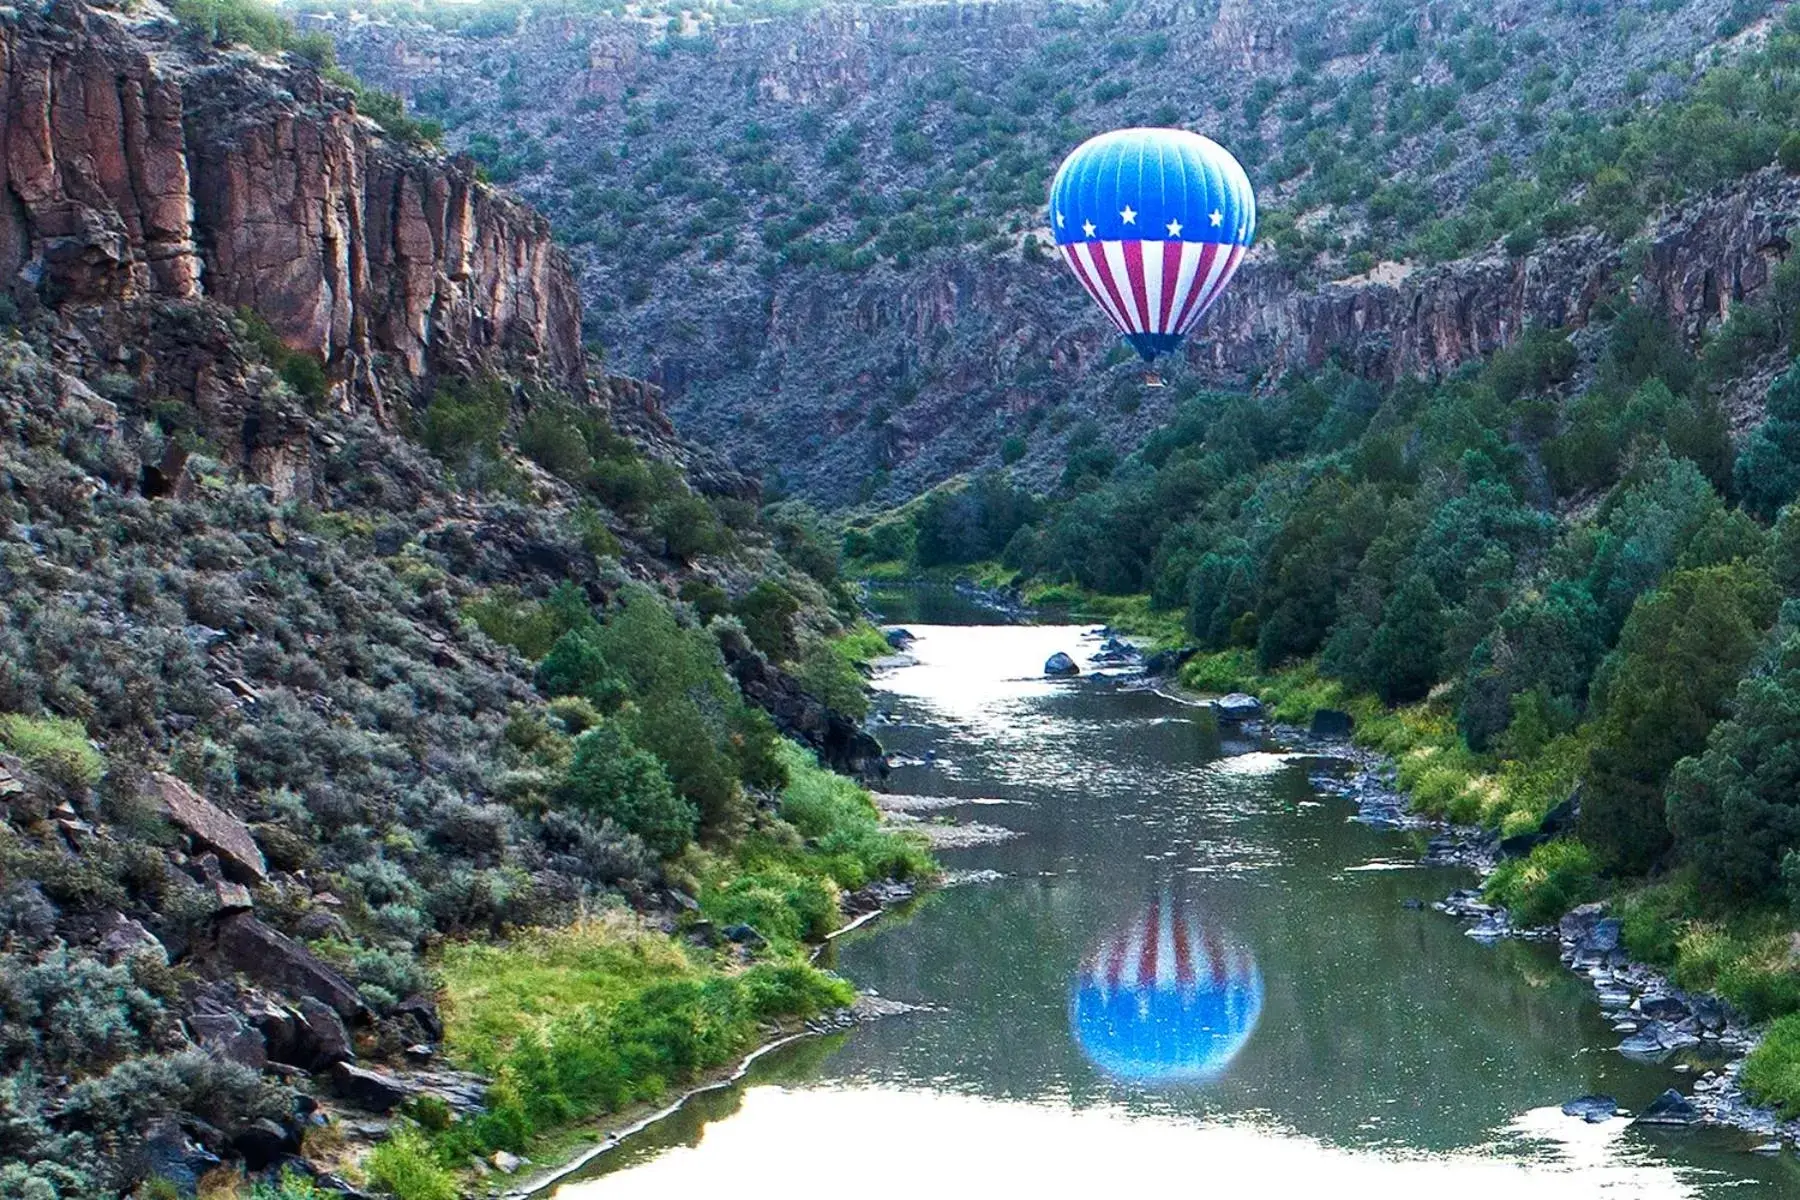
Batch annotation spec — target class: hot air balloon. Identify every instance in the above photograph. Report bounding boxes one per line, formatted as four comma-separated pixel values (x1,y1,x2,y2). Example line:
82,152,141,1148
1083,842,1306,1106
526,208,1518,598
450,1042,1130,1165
1049,128,1256,385
1069,890,1263,1083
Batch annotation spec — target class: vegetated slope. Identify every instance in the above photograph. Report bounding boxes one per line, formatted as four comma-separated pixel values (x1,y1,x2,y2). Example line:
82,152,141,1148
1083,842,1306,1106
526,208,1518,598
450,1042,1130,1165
0,3,920,1197
320,0,1791,501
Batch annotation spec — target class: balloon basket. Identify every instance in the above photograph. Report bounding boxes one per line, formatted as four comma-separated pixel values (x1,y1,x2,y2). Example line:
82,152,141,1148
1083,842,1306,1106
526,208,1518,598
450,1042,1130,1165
1143,370,1165,389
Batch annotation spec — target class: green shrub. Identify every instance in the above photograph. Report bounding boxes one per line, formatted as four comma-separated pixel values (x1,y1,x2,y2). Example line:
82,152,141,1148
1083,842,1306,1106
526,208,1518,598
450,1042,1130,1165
251,1168,326,1200
366,1126,457,1200
1483,839,1602,926
793,640,868,720
518,410,592,480
420,376,510,464
0,713,102,788
171,0,292,53
702,866,839,947
1780,131,1800,174
734,581,800,661
652,493,728,561
557,723,696,858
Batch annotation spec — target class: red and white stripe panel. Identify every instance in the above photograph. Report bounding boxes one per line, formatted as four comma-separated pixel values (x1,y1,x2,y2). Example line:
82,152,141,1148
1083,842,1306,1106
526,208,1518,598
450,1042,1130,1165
1083,895,1238,997
1058,240,1246,338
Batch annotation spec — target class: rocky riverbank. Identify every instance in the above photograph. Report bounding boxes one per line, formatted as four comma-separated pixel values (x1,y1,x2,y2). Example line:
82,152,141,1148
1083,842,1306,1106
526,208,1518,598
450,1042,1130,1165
1134,653,1797,1150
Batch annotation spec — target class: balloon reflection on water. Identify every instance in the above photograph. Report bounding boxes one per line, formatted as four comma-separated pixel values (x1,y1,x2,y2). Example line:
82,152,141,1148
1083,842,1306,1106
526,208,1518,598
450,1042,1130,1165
1069,891,1263,1083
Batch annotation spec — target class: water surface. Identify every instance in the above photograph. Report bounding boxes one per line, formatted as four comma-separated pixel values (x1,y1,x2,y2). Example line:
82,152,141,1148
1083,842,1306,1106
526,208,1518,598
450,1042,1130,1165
554,622,1797,1198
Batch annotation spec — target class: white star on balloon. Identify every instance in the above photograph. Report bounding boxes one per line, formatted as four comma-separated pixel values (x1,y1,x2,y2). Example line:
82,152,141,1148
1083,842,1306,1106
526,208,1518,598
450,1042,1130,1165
1082,220,1096,238
1056,211,1065,227
1166,218,1183,237
1120,206,1137,224
1210,209,1223,227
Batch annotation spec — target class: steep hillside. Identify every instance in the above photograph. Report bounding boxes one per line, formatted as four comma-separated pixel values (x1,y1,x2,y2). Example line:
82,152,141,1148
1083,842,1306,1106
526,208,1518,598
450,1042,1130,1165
0,3,919,1197
321,0,1796,500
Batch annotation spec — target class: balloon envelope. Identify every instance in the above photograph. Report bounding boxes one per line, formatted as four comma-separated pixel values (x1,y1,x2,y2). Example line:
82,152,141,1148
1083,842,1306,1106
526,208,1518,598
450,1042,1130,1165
1049,128,1256,363
1069,892,1263,1083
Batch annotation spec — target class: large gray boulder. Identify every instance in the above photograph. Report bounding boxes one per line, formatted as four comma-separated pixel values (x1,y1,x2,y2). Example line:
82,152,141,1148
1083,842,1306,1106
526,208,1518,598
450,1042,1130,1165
208,912,367,1020
1561,1095,1618,1123
1214,693,1262,722
1044,652,1080,677
151,773,267,883
1634,1089,1700,1126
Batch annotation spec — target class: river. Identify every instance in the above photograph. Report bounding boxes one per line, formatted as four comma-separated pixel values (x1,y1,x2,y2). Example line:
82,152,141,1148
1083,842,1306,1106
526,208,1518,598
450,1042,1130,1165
549,604,1798,1198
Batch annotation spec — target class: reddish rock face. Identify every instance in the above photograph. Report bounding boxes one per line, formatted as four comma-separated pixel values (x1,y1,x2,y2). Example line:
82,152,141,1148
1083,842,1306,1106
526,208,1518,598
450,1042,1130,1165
0,0,584,409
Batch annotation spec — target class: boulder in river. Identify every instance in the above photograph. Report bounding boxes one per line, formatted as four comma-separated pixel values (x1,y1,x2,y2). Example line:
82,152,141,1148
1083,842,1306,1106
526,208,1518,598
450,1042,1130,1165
1309,709,1354,738
1634,1089,1701,1126
1637,992,1690,1022
885,628,916,650
1214,693,1262,722
1044,652,1080,677
1141,646,1197,676
1561,1095,1619,1123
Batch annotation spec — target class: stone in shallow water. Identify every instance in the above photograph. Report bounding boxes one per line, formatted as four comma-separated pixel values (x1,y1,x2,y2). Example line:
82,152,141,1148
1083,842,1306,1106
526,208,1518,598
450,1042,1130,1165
1214,693,1262,722
1561,1095,1619,1123
1044,652,1079,677
1638,992,1690,1021
1634,1088,1701,1126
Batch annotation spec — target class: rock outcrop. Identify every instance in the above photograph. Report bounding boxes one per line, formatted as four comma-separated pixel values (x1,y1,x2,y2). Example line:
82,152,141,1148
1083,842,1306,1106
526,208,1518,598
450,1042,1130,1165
326,0,1794,503
0,0,584,415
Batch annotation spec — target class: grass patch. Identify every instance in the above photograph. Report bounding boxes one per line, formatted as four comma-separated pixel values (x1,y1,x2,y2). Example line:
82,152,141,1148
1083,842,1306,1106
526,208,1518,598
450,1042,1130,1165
0,712,102,788
421,740,932,1178
1014,585,1186,647
770,740,934,888
1743,1013,1800,1118
832,621,893,666
433,912,853,1163
365,1127,457,1200
1614,873,1800,1021
1484,839,1603,926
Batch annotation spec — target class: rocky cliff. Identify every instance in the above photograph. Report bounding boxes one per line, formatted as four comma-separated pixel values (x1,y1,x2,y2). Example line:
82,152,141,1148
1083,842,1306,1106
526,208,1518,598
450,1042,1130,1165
323,0,1788,502
0,0,584,419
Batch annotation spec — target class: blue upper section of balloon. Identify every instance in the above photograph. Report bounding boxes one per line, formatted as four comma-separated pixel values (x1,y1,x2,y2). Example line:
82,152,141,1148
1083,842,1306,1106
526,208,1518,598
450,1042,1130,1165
1069,968,1264,1083
1049,128,1256,248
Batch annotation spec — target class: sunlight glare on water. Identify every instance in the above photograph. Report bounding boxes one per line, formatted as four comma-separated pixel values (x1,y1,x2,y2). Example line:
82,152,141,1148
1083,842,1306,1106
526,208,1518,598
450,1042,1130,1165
562,1086,1713,1199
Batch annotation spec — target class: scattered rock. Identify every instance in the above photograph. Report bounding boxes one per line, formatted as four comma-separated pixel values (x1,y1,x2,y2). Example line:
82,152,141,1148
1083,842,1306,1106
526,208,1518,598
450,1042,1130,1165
1561,1095,1619,1123
135,1120,221,1195
1044,651,1079,677
330,1062,415,1113
150,772,267,883
393,992,444,1043
884,628,916,650
1400,897,1425,910
295,997,355,1068
232,1117,299,1170
491,1150,522,1174
189,1008,269,1071
1691,995,1728,1031
1634,1088,1701,1126
96,910,166,963
722,923,769,949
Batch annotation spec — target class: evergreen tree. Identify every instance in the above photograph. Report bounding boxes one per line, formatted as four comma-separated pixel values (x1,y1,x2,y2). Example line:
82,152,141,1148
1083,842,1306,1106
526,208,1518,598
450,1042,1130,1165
1581,564,1780,873
1667,631,1800,900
